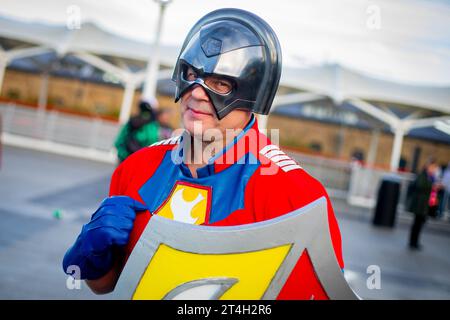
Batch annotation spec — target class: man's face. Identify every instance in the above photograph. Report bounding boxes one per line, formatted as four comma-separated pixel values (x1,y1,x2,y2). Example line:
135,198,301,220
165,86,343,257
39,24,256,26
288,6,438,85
180,67,251,140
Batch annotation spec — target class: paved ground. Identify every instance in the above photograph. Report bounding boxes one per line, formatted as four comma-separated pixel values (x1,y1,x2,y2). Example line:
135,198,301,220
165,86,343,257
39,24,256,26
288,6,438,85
0,145,449,299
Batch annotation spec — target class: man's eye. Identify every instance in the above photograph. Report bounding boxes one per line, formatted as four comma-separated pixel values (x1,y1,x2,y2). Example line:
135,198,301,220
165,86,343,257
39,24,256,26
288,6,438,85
185,68,197,81
205,78,233,94
217,81,228,87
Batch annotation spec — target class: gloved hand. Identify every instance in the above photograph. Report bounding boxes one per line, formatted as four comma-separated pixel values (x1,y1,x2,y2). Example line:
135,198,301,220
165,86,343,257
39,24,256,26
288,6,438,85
62,196,147,280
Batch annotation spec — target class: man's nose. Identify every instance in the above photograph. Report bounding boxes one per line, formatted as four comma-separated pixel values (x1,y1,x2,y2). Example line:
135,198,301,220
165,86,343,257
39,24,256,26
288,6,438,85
190,84,209,101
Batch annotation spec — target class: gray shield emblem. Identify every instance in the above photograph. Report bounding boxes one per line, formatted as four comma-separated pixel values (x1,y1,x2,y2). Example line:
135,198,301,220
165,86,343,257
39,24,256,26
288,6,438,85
109,197,359,300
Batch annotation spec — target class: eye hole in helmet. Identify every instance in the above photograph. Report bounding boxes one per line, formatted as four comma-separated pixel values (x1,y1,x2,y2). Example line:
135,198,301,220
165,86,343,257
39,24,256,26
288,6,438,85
204,76,233,95
182,65,233,95
183,66,198,81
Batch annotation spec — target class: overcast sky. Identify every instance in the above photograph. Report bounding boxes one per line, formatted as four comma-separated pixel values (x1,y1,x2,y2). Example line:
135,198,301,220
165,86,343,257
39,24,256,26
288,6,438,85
1,0,449,86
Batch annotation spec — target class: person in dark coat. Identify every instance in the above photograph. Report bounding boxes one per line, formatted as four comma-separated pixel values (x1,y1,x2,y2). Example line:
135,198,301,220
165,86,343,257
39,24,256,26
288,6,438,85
408,157,439,250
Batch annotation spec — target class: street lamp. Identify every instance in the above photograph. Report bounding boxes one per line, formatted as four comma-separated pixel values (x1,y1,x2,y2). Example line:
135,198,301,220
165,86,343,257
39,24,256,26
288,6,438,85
141,0,173,108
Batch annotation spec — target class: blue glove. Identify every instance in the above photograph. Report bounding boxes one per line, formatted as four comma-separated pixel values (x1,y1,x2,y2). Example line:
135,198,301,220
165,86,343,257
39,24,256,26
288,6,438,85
62,196,147,280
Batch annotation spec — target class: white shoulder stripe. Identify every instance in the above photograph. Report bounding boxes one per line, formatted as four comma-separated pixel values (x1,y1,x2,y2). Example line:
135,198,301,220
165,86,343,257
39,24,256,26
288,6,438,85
277,159,297,167
282,164,303,172
260,144,279,155
270,155,291,163
259,144,302,173
150,135,182,147
265,149,285,158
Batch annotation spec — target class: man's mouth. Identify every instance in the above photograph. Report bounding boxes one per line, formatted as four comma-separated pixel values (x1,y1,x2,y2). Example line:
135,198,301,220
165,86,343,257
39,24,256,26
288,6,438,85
187,106,213,116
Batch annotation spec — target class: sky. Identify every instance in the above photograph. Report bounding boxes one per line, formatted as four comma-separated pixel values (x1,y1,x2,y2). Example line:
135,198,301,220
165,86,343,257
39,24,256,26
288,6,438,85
1,0,450,86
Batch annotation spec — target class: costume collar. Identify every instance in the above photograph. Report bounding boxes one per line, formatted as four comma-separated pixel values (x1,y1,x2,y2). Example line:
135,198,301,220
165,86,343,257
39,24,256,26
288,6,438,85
176,114,266,178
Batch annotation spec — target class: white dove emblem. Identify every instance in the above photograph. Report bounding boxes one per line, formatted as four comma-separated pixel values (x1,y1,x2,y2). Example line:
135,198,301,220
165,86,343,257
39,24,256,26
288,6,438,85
170,188,204,224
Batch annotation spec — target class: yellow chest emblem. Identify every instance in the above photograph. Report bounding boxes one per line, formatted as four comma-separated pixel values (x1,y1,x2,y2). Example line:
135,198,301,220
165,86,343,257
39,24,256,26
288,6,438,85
154,182,211,225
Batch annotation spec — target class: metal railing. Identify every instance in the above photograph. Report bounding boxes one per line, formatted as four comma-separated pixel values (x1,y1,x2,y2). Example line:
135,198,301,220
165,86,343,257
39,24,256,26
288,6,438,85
287,151,418,213
287,151,352,199
0,103,119,162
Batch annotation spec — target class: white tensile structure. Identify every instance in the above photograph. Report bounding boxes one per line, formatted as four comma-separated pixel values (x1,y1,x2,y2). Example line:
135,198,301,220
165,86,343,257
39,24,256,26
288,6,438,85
0,14,178,125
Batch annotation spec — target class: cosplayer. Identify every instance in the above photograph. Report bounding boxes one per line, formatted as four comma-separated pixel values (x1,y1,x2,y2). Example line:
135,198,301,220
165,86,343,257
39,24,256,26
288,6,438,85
63,8,353,300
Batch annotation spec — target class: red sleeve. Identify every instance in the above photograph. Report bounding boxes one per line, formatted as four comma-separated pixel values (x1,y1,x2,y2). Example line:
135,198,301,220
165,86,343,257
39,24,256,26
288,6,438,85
106,146,169,262
109,161,125,196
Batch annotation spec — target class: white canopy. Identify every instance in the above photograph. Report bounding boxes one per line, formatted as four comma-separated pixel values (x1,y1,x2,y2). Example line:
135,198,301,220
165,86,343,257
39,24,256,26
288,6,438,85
0,15,179,66
280,64,450,114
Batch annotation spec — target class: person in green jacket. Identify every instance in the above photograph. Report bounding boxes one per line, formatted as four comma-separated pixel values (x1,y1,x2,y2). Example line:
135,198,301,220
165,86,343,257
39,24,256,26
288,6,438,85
114,100,160,163
408,157,439,250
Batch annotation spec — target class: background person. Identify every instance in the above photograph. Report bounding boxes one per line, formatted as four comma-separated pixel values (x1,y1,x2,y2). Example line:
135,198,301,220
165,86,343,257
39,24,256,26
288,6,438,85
409,157,440,250
114,99,160,163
